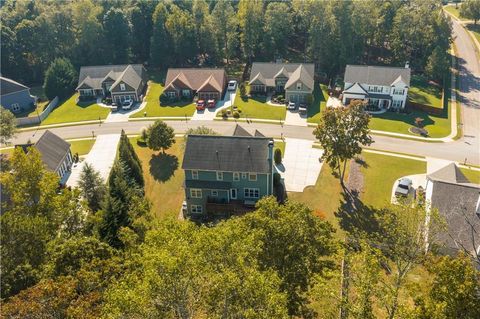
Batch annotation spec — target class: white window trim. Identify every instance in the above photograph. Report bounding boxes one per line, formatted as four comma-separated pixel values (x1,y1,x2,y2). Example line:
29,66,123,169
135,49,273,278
230,188,237,199
244,188,260,199
233,172,240,181
191,205,202,214
216,171,224,181
11,103,20,111
191,170,199,180
120,83,126,91
211,190,218,197
249,173,257,181
190,188,202,198
296,82,302,90
241,172,247,179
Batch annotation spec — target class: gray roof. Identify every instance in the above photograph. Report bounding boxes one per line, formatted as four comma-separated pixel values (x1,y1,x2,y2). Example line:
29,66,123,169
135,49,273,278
428,163,470,184
0,77,30,95
182,135,273,174
34,130,70,172
76,64,146,91
344,65,411,87
430,181,480,254
249,62,315,89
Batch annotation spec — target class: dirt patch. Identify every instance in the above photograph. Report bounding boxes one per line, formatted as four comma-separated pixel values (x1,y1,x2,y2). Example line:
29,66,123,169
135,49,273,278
346,157,365,195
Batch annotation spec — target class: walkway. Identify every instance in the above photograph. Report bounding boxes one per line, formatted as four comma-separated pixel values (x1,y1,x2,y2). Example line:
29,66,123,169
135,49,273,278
66,134,121,187
281,138,323,192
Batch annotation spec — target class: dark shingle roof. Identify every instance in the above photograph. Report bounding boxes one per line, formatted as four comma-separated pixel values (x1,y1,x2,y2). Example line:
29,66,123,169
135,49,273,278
249,63,315,88
76,64,146,91
428,163,470,184
344,65,411,87
0,77,30,95
34,130,70,171
182,135,273,173
164,68,226,92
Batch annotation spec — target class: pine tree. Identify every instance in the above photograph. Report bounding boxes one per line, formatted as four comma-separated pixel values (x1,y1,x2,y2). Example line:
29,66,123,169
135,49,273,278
118,130,144,189
78,163,106,212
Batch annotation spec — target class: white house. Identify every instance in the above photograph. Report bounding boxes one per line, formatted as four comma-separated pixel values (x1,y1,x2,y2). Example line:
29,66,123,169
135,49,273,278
342,64,411,109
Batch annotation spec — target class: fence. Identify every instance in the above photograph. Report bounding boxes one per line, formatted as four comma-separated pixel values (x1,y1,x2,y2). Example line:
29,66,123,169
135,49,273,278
16,96,59,126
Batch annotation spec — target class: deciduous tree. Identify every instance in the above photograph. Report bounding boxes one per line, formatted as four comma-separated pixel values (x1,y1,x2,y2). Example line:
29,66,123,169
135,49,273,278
146,120,175,153
460,0,480,25
0,106,17,144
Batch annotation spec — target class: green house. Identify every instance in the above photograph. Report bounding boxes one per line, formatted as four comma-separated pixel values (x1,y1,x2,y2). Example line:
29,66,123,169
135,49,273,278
182,128,274,221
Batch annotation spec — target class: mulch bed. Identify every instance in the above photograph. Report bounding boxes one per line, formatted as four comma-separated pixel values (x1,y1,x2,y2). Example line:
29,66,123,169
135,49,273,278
408,126,429,137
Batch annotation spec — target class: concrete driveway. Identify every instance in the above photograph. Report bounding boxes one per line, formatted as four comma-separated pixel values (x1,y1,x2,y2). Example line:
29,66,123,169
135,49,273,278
280,138,324,192
284,109,307,126
66,134,121,187
191,91,236,121
391,173,427,204
105,101,146,123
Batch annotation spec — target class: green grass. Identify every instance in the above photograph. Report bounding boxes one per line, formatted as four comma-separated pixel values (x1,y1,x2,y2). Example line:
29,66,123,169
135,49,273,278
360,152,426,207
466,24,480,43
219,88,286,121
130,81,196,118
444,5,464,20
307,84,329,124
70,139,95,156
460,168,480,184
409,75,442,108
131,137,185,219
41,94,110,125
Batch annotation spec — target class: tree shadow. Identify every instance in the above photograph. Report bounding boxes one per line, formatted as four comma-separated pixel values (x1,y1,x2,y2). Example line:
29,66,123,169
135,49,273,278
149,153,179,182
354,157,369,169
335,189,380,236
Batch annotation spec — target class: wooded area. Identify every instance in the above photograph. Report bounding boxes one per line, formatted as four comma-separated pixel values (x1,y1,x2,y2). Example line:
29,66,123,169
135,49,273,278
1,0,452,85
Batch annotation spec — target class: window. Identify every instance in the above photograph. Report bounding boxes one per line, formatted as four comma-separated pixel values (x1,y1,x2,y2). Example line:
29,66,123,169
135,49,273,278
11,103,20,112
296,82,302,90
190,188,202,198
249,173,257,181
230,188,237,199
241,172,247,179
191,170,199,180
393,88,405,95
216,171,223,181
211,190,218,196
244,188,260,198
392,100,403,108
233,172,240,181
166,91,176,98
182,89,190,97
191,205,202,214
120,83,126,91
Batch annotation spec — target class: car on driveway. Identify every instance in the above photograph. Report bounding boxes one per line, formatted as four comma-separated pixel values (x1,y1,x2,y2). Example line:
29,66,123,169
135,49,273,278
395,178,412,197
121,99,133,110
111,102,118,112
227,80,237,91
299,103,307,115
196,99,206,111
207,99,216,108
287,101,296,110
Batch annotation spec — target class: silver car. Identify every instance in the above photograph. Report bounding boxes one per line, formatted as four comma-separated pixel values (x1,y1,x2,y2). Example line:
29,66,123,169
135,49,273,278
287,101,296,110
395,178,412,197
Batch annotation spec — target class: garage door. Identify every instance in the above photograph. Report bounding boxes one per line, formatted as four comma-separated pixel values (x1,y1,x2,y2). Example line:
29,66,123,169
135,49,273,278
289,94,298,103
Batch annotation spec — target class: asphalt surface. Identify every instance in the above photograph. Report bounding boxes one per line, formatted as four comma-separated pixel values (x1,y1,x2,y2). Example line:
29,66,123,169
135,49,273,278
10,17,480,166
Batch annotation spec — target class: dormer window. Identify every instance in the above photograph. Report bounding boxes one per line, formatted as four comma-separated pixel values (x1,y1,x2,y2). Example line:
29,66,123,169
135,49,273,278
296,82,302,90
120,83,126,91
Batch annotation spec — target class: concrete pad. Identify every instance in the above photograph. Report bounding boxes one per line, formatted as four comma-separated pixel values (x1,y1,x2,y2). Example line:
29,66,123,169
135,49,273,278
391,173,427,204
284,110,307,126
282,138,323,192
66,134,121,187
105,101,146,123
191,92,236,121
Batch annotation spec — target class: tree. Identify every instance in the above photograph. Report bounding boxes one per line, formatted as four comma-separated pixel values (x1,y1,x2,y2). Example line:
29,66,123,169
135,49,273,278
460,0,480,25
425,47,449,83
0,106,17,144
129,1,155,62
118,130,144,189
78,163,106,212
103,8,129,64
264,2,293,59
185,126,218,136
165,5,196,65
43,58,77,100
146,120,175,153
212,0,238,64
313,101,372,185
274,148,282,165
238,0,264,60
150,2,171,67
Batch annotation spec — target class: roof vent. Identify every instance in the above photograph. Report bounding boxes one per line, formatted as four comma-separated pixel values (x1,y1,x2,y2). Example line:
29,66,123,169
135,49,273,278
248,146,251,152
405,61,410,69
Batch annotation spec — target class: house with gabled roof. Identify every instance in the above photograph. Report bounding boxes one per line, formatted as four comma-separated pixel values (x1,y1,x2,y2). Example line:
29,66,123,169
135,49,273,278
342,64,411,109
163,68,227,101
0,76,36,114
76,64,147,103
248,62,315,103
182,125,274,221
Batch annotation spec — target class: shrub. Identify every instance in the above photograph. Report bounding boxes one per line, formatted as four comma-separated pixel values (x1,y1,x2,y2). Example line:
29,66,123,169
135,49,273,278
415,117,424,127
221,109,228,118
274,148,282,165
277,94,284,100
239,82,246,96
273,172,281,187
233,111,240,119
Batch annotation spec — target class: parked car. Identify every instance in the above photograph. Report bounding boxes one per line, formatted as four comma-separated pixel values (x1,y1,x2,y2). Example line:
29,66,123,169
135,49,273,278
299,103,307,114
122,99,133,110
207,99,216,108
227,80,237,91
287,101,296,110
196,99,206,110
395,178,412,197
111,102,118,112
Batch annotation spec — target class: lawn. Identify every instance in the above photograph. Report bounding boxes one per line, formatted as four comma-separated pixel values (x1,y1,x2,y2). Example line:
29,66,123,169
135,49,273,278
274,140,285,157
130,81,196,118
443,5,464,20
70,139,95,156
218,87,286,121
360,152,426,207
307,83,329,124
466,24,480,44
131,137,185,219
41,94,110,125
460,167,480,184
409,75,442,108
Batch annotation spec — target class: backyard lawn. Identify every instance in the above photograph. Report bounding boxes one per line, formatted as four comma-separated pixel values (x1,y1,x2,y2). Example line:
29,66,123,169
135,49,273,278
408,75,442,108
307,83,329,124
130,81,196,118
131,137,185,219
70,139,96,156
360,152,426,207
41,94,110,125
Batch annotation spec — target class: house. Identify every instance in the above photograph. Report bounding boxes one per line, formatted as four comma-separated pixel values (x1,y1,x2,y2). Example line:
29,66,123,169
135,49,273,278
182,126,274,221
248,62,315,103
163,68,227,101
425,163,480,256
76,64,147,103
342,64,411,109
16,130,73,183
0,76,36,113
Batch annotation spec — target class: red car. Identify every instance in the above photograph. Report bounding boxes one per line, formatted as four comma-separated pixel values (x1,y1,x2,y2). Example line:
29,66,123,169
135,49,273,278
196,99,205,110
207,99,216,108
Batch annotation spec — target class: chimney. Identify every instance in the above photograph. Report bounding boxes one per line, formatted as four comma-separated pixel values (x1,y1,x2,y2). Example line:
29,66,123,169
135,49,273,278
405,61,410,69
